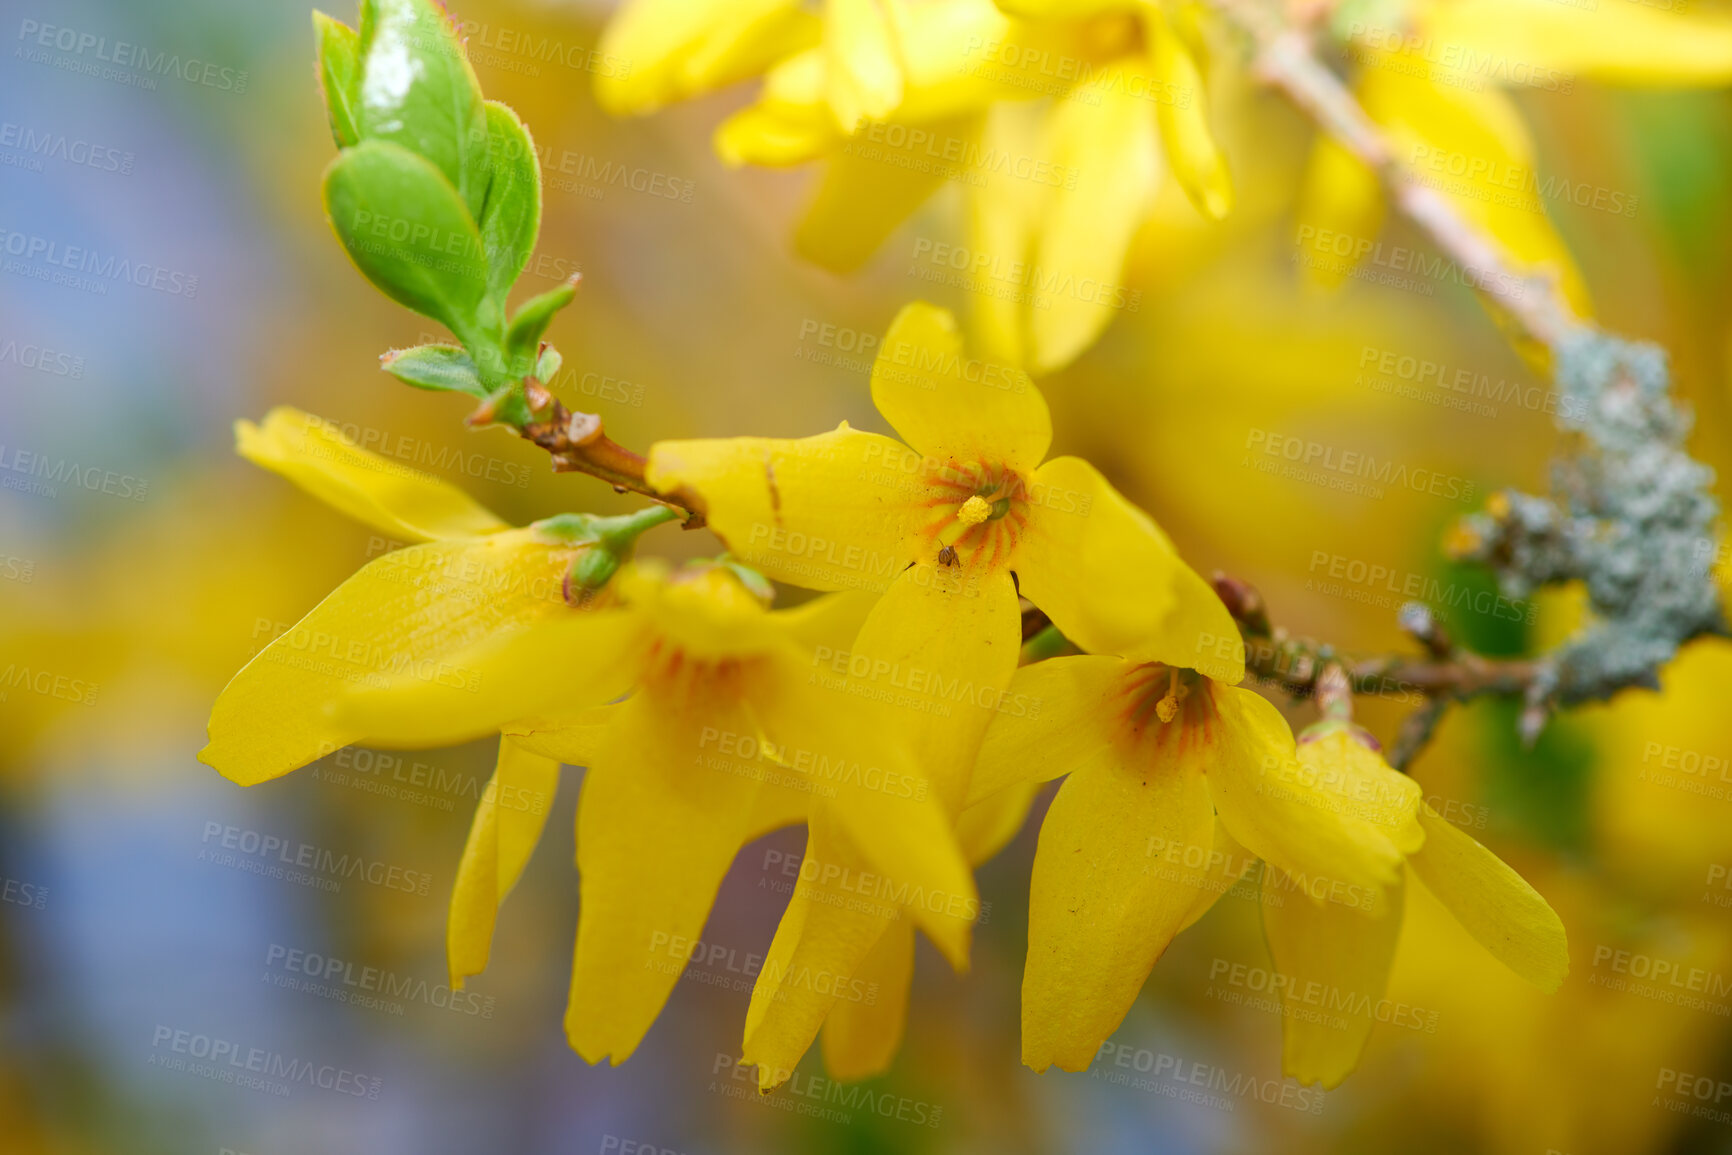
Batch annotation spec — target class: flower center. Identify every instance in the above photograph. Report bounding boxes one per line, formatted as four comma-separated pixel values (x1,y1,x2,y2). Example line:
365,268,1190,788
1115,663,1216,751
921,460,1029,571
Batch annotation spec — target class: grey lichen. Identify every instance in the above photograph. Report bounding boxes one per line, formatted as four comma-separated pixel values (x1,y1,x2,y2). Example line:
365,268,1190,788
1450,333,1725,722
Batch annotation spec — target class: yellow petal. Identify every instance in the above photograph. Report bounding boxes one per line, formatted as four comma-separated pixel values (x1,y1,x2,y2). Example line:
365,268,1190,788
771,589,882,652
1023,751,1215,1072
646,424,934,593
502,704,621,766
715,50,841,167
447,738,561,988
1261,869,1405,1089
1292,128,1385,292
1148,10,1231,220
1419,0,1732,86
1406,803,1569,991
1295,729,1425,853
968,654,1131,806
820,919,916,1081
596,0,819,116
964,102,1047,367
333,605,645,749
795,115,975,272
824,0,906,128
615,562,793,660
842,564,1024,812
1360,67,1592,316
1177,816,1257,932
956,778,1036,863
1202,683,1405,897
755,657,978,965
1015,457,1244,681
236,407,507,542
742,818,900,1089
567,690,765,1064
1027,59,1159,373
870,301,1051,475
200,531,573,785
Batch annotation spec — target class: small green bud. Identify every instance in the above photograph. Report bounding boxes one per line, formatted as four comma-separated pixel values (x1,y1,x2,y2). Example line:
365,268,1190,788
381,344,486,397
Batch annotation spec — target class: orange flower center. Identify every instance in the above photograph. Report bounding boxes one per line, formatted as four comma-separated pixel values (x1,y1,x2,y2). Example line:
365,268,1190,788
1114,663,1217,755
919,459,1031,571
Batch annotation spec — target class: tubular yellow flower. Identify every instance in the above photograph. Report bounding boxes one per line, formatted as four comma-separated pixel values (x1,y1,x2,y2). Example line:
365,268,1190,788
604,0,1233,371
647,300,1241,680
1302,1,1732,307
967,656,1411,1073
335,559,975,1065
206,406,968,1069
202,408,585,785
644,300,1240,1087
1250,725,1568,1088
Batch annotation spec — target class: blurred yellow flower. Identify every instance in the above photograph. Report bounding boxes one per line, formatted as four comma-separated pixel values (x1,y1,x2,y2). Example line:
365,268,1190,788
204,406,972,1070
601,0,1233,371
644,300,1241,1085
1300,0,1732,312
1252,724,1569,1088
966,657,1414,1072
341,557,974,1064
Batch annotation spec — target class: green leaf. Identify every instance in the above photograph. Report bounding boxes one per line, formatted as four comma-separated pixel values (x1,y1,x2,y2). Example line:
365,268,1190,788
504,278,577,375
357,0,491,221
313,11,362,149
536,343,563,381
323,140,490,337
381,343,486,396
476,101,542,306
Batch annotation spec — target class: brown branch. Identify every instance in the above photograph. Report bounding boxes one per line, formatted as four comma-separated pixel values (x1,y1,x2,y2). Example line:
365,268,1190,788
506,380,706,528
1207,0,1587,352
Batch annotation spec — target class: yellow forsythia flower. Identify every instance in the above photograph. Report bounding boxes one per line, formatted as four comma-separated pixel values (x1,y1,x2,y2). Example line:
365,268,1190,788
605,0,1233,372
967,657,1418,1072
1251,724,1568,1088
644,300,1242,1086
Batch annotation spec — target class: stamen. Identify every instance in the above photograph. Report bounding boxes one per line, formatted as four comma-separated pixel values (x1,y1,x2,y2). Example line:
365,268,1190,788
956,495,993,526
937,495,993,553
1155,668,1180,723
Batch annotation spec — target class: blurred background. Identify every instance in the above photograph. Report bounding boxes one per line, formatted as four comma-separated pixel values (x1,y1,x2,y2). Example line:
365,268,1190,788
5,0,1732,1152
